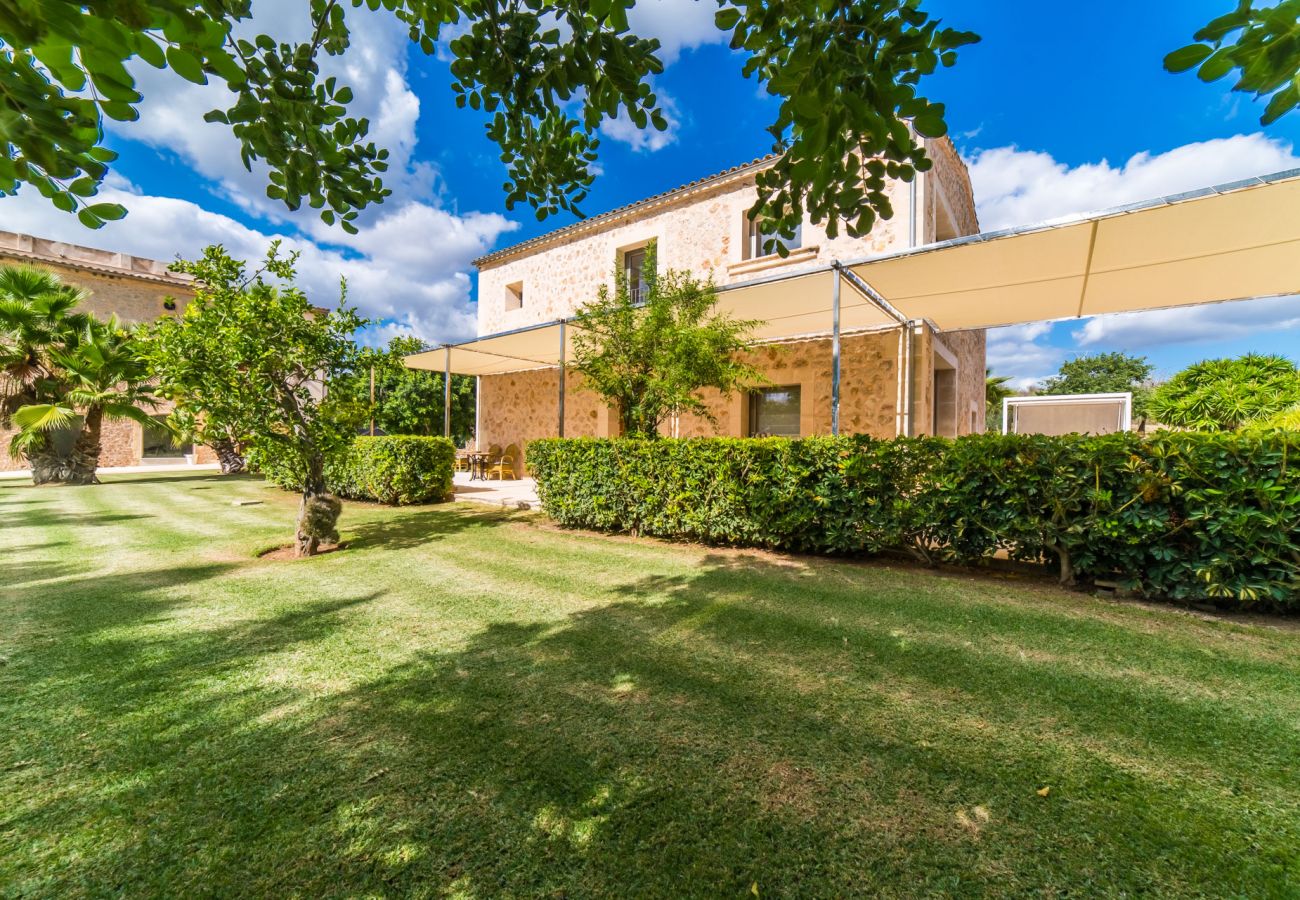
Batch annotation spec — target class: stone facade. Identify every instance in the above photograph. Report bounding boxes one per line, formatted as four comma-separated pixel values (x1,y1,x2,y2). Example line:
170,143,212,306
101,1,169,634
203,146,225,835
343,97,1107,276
0,231,212,472
471,139,987,469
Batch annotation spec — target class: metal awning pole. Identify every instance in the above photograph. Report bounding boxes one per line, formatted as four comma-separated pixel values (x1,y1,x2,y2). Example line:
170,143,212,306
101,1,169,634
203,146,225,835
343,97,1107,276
443,346,451,438
831,267,842,436
558,320,567,437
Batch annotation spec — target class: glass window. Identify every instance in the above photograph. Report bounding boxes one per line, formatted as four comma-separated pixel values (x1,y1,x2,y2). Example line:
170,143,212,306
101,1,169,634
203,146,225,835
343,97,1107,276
744,216,802,260
623,247,650,302
749,386,801,437
505,281,524,311
142,416,192,458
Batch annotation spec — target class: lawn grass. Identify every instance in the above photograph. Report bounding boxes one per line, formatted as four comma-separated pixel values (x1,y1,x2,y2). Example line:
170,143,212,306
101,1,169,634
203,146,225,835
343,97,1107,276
2,472,1299,897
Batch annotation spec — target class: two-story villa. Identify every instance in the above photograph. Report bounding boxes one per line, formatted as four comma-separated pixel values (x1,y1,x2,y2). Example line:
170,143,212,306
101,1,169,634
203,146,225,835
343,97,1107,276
414,138,987,468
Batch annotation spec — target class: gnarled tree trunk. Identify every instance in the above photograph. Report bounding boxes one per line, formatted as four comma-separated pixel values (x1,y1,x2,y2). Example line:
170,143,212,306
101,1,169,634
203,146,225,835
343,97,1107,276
26,442,72,485
294,454,341,557
211,436,246,475
65,406,104,486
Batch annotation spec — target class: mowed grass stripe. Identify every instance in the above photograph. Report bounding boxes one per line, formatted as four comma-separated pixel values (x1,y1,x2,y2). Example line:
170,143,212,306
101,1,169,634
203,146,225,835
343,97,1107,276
3,472,1299,897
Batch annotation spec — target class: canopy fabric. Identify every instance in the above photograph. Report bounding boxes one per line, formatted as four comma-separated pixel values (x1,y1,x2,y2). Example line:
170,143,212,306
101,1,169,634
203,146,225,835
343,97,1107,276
409,168,1300,376
850,168,1300,330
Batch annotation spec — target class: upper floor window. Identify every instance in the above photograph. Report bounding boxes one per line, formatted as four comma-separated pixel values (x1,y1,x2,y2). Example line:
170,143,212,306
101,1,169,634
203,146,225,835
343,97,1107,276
744,216,802,260
623,245,652,303
505,281,524,311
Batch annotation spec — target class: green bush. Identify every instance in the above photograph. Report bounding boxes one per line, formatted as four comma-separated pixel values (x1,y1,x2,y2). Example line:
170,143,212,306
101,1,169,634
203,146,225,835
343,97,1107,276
256,435,455,505
528,433,1300,610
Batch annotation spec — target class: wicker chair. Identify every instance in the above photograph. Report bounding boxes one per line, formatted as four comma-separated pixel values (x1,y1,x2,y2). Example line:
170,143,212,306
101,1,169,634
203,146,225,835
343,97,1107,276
487,443,519,480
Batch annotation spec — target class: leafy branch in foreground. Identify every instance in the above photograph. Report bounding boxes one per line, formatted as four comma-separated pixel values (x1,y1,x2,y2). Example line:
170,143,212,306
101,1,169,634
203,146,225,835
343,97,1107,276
2,0,977,241
1165,0,1300,124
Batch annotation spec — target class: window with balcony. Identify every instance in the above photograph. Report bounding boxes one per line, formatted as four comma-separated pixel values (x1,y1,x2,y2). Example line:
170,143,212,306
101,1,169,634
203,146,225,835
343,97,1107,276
505,281,524,311
748,385,802,437
622,246,652,303
744,216,802,260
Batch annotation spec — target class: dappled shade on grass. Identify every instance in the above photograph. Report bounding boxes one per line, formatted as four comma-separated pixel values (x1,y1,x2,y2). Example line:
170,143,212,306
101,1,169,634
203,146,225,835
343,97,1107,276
2,473,1298,896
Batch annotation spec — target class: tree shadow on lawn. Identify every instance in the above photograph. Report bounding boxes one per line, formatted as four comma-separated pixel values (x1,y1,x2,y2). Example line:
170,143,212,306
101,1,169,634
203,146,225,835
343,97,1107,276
342,503,527,553
6,552,1299,897
0,506,154,530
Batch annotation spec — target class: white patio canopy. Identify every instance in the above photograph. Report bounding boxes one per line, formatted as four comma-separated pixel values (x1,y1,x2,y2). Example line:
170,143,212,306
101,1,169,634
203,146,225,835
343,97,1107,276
408,168,1300,435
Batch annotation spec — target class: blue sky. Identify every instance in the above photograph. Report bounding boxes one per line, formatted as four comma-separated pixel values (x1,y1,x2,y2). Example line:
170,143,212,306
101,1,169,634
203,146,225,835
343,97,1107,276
3,0,1298,387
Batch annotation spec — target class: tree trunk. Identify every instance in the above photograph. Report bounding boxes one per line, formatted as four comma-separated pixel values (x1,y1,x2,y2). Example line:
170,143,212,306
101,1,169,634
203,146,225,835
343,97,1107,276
26,442,71,486
1054,542,1075,587
211,437,246,475
294,456,341,557
65,406,104,486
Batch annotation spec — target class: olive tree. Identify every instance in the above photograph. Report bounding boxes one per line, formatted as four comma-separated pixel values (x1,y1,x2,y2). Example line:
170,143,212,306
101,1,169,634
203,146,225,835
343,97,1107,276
146,243,366,556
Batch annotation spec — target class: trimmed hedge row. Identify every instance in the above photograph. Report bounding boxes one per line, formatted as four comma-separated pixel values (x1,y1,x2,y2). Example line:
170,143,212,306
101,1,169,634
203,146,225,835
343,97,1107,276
329,435,456,504
528,433,1300,610
259,435,456,505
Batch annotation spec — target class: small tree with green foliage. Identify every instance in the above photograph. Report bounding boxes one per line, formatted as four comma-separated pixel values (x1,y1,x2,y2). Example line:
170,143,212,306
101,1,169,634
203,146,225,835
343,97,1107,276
332,336,476,445
571,248,763,438
146,244,366,556
1149,353,1300,432
1041,351,1156,422
1166,1,1300,124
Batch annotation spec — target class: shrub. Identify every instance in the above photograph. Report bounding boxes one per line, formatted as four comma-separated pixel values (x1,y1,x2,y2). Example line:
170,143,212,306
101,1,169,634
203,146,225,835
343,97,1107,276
528,432,1300,610
256,435,455,505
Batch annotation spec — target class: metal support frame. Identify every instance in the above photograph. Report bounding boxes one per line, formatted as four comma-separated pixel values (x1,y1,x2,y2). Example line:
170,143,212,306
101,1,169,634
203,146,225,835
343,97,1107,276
834,263,915,437
830,270,842,436
443,346,451,438
558,320,567,437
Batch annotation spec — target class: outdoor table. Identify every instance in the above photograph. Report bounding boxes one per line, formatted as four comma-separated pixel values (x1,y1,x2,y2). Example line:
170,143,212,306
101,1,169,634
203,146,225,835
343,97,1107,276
466,451,490,481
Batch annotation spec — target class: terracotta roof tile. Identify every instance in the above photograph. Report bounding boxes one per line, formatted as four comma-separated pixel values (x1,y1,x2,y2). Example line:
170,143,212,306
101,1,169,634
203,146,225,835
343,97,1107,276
473,154,779,268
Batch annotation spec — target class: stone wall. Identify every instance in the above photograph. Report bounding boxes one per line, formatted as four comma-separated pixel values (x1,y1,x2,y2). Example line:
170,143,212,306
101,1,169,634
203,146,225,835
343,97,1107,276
0,231,193,324
476,324,1003,473
475,137,983,338
476,165,915,337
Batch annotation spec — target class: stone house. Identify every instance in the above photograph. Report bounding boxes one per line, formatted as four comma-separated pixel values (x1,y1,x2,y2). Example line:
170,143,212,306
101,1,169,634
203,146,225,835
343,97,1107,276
0,230,211,472
413,138,987,468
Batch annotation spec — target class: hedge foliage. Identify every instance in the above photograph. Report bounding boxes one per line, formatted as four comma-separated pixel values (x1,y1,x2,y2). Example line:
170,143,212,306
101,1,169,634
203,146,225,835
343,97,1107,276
258,435,455,505
528,433,1300,610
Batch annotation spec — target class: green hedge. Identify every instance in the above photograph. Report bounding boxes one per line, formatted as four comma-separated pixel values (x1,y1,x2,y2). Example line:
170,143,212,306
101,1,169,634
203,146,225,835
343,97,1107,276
258,435,456,505
528,433,1300,610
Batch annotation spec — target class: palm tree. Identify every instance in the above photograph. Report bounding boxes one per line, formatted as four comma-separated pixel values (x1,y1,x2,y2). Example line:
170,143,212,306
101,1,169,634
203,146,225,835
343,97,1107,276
11,316,160,484
0,265,93,479
985,368,1014,432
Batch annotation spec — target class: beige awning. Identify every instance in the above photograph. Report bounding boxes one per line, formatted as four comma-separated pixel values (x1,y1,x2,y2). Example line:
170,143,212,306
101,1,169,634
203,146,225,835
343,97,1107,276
409,168,1300,375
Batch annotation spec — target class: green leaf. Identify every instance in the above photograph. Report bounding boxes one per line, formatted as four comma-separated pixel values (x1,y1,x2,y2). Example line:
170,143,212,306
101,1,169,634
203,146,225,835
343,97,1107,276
912,113,947,138
1163,43,1214,73
166,46,208,85
715,8,741,30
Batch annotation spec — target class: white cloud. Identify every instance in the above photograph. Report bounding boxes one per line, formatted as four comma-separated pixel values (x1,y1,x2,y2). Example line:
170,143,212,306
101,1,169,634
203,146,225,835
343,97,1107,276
0,174,515,345
986,322,1063,389
601,93,681,152
1074,296,1300,348
967,133,1300,231
627,0,727,64
971,135,1300,379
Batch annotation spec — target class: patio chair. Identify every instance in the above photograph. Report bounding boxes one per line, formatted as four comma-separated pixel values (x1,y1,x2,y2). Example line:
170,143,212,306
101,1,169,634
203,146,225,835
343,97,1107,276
487,443,519,480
